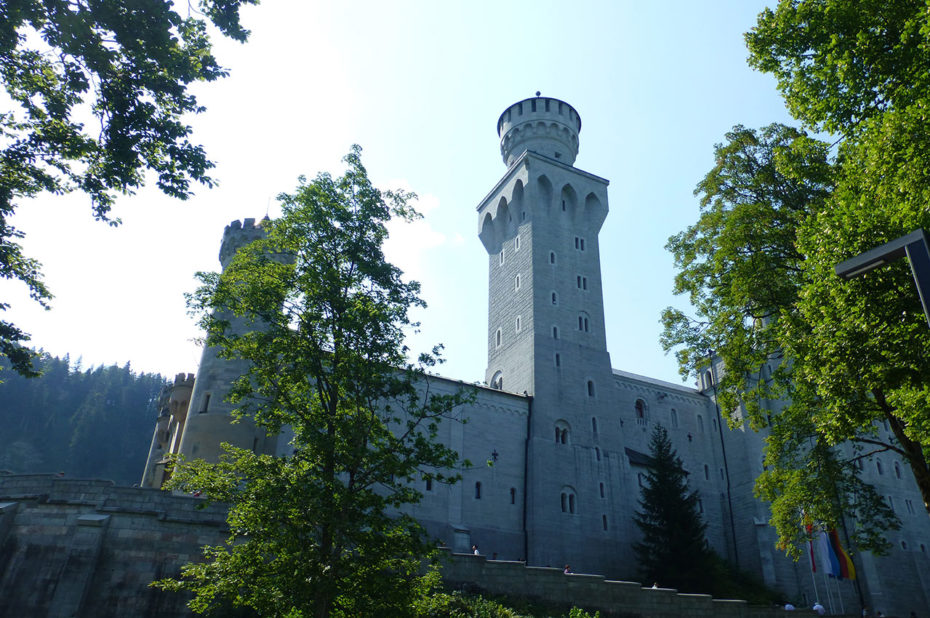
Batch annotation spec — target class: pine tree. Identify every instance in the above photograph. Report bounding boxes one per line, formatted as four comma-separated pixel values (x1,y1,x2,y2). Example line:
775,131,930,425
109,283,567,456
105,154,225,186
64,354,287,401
633,424,715,593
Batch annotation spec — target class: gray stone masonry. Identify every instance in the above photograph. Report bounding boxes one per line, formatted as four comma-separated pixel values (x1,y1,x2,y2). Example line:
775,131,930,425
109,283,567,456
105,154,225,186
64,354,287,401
0,474,228,617
440,549,820,618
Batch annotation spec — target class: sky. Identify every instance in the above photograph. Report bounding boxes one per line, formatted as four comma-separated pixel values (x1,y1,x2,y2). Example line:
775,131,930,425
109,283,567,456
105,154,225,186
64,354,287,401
4,1,795,387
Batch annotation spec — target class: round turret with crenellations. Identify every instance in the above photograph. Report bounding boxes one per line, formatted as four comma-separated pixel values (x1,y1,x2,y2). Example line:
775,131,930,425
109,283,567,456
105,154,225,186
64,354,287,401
176,218,278,465
498,96,581,167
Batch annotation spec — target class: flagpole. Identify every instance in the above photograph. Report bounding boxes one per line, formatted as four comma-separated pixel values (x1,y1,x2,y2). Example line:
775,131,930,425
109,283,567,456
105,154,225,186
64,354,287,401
822,569,835,614
836,579,846,614
807,536,820,606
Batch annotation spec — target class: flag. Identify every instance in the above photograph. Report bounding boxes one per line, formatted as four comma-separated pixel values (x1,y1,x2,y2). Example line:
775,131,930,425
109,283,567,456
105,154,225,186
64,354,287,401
815,529,841,577
828,529,856,580
806,524,818,572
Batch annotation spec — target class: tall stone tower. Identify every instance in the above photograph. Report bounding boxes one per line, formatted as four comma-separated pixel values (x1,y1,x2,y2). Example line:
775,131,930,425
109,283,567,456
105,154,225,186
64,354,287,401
176,218,278,464
478,96,617,569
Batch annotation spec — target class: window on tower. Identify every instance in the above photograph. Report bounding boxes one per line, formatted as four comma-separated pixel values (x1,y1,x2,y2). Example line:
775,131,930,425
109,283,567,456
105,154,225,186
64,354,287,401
552,291,558,305
552,326,559,339
515,274,521,291
515,315,522,332
586,380,596,397
515,236,521,251
495,328,502,348
554,353,561,367
549,251,556,264
499,250,505,266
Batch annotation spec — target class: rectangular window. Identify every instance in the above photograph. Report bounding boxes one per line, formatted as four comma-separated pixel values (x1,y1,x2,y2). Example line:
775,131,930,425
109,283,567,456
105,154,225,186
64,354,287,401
499,250,505,265
514,236,521,251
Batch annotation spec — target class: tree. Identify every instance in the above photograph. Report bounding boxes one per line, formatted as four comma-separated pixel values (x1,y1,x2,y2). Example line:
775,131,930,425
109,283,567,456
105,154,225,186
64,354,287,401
633,425,715,593
0,0,257,376
746,0,930,516
155,147,472,617
661,123,897,555
664,0,930,556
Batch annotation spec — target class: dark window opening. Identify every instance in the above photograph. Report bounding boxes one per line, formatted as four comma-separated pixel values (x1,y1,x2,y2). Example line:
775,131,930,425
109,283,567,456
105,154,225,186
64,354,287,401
201,394,211,414
475,482,482,499
510,487,516,504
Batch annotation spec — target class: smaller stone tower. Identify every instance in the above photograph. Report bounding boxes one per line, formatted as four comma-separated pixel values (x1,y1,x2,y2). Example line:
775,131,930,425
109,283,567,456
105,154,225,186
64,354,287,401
175,218,279,465
140,372,194,488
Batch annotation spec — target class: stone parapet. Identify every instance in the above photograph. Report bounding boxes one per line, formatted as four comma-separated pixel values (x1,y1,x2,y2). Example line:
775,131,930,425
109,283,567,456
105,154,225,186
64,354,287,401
440,550,818,618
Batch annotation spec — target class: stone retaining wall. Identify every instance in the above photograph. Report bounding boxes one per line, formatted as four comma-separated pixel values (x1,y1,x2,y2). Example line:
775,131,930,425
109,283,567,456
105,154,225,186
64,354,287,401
440,550,821,618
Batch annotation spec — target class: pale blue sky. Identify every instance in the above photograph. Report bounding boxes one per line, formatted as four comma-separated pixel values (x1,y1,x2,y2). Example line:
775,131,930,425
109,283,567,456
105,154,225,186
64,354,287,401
5,1,793,385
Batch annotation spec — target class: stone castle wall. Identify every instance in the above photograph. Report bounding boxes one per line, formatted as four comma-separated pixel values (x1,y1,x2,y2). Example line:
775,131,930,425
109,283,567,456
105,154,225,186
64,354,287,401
0,474,228,618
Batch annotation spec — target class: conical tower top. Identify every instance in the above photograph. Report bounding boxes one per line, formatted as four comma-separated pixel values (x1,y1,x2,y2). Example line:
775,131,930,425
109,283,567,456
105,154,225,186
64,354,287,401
497,96,581,167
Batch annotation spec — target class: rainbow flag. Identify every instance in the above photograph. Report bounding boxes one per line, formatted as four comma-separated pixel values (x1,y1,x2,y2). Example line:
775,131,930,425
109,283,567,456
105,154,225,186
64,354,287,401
828,529,856,580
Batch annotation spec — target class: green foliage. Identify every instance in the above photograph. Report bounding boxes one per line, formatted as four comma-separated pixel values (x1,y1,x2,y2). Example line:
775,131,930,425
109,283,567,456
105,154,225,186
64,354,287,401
633,425,716,593
0,351,167,483
0,0,256,377
665,0,930,557
155,148,474,617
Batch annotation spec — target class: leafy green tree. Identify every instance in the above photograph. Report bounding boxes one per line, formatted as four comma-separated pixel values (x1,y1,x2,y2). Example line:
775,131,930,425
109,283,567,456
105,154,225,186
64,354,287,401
0,0,257,376
661,123,897,555
746,0,930,516
155,148,472,617
664,0,930,555
633,425,715,593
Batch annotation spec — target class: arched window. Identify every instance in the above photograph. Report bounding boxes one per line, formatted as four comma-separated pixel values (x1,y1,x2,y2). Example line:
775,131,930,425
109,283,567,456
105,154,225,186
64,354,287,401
876,459,884,475
552,326,559,339
515,315,522,333
670,408,679,428
551,291,558,305
595,447,601,462
634,399,646,425
559,487,577,514
894,461,902,479
586,380,595,397
554,353,561,368
697,414,705,433
490,371,503,390
549,251,556,264
555,420,571,445
475,482,481,499
495,328,502,348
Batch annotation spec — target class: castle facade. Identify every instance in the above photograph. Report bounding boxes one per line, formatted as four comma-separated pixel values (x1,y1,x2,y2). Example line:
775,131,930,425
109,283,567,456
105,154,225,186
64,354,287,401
141,97,930,616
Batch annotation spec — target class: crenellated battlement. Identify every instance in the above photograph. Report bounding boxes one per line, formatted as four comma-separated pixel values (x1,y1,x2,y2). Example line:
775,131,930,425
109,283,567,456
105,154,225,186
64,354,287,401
219,216,268,270
498,96,581,166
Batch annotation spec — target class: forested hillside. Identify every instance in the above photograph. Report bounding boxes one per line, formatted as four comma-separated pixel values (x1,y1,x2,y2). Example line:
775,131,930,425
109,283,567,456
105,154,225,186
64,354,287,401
0,353,168,485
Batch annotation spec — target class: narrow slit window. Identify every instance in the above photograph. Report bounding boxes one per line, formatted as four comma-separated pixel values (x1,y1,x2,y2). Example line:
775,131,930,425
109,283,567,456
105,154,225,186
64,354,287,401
602,515,608,531
475,482,482,499
554,353,561,367
599,482,605,498
510,487,516,504
549,251,556,264
552,326,559,339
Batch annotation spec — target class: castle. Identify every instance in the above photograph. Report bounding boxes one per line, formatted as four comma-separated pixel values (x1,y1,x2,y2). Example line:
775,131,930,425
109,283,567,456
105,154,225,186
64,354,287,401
139,97,930,615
